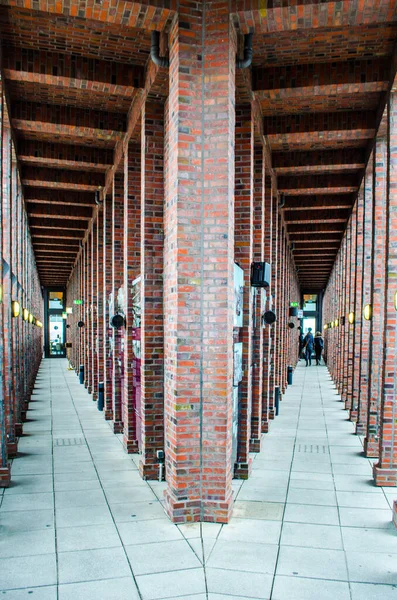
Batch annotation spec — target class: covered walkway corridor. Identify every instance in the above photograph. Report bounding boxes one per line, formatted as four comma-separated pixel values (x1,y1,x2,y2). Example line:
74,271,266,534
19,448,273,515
1,359,396,599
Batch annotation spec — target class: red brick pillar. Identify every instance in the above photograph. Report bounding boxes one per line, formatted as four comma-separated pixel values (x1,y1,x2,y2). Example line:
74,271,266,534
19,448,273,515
356,163,373,435
262,173,273,431
123,144,141,453
347,208,357,414
342,226,351,404
103,191,113,420
268,191,279,420
111,174,124,433
373,95,397,485
365,136,387,457
96,208,104,396
163,4,236,523
86,230,93,394
351,186,364,422
139,102,165,478
250,145,264,449
91,220,98,400
234,104,253,478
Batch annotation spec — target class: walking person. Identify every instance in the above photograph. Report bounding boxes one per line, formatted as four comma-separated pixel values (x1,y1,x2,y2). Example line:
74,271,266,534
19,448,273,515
303,328,314,366
314,331,324,365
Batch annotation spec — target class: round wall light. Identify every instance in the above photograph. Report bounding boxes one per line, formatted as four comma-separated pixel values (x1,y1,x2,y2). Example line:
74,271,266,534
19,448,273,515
36,320,43,328
348,312,355,324
331,321,335,328
363,304,372,321
22,308,29,321
12,300,21,318
324,324,328,330
335,319,339,327
394,291,397,311
28,313,34,324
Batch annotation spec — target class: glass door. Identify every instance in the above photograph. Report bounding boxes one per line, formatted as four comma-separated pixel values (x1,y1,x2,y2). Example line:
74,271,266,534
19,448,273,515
44,288,66,358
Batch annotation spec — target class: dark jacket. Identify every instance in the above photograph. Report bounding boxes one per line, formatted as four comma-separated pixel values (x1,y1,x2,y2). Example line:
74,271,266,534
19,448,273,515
314,336,324,349
303,332,314,348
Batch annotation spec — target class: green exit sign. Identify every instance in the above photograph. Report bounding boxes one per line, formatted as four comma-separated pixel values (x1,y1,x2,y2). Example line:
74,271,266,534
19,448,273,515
290,302,299,307
74,299,83,305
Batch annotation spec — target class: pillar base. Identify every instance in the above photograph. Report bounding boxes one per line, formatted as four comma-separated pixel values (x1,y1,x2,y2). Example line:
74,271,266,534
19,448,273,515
249,437,262,453
373,463,397,486
123,437,140,454
269,410,275,420
104,409,113,421
393,501,397,530
139,461,160,480
0,465,11,487
261,421,269,433
164,488,233,524
112,420,124,434
20,410,27,422
87,386,92,394
364,437,379,458
234,458,253,480
7,441,18,457
355,422,366,436
15,423,23,437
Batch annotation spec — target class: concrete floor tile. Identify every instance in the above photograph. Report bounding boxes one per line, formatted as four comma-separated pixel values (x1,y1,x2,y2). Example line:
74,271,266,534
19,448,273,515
110,500,166,523
206,539,278,574
341,526,397,553
58,577,141,600
287,488,337,506
346,550,397,584
117,518,183,546
58,546,131,584
0,554,57,589
232,501,284,521
135,568,206,600
276,545,348,581
54,478,101,492
339,507,395,529
55,489,107,509
336,491,390,509
280,522,343,549
284,503,340,525
104,486,157,504
57,523,122,552
0,508,54,532
333,474,382,492
5,475,53,495
56,505,113,528
125,539,202,575
0,527,55,558
0,492,54,512
272,575,350,600
206,567,273,599
350,582,397,599
218,517,281,545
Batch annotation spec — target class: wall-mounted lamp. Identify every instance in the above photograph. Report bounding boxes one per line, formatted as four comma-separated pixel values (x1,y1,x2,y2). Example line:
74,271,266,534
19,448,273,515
331,321,335,328
334,319,339,327
22,308,29,321
363,304,372,321
12,300,21,318
36,320,43,328
28,313,34,324
62,312,68,320
394,292,397,311
0,283,2,304
66,307,73,314
348,312,355,325
324,324,328,330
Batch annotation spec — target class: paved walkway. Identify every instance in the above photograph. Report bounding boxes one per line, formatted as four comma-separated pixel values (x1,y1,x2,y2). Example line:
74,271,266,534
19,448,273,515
0,359,396,600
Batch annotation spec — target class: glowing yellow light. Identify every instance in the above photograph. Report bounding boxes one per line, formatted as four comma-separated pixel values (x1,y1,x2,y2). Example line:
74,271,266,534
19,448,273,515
0,284,2,304
363,304,372,321
324,324,328,330
22,308,29,321
28,313,34,324
348,312,355,324
12,300,20,318
66,307,73,314
331,321,334,328
394,292,397,311
335,319,339,327
62,312,67,319
36,320,43,328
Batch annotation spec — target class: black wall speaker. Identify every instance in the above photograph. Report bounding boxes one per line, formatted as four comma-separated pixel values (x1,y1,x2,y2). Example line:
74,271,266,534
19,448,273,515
251,262,271,288
77,321,85,328
110,314,125,329
288,322,295,329
289,307,298,317
263,310,276,325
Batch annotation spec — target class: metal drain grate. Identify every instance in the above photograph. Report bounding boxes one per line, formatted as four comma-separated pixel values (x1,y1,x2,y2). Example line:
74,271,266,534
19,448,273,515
54,437,86,447
296,444,328,454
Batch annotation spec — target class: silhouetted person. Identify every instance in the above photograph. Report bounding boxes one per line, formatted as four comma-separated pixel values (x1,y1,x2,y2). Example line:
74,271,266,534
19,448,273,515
314,331,324,365
303,328,314,366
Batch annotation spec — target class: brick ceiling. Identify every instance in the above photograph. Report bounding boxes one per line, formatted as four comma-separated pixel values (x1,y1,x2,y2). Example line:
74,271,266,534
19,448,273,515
0,0,396,290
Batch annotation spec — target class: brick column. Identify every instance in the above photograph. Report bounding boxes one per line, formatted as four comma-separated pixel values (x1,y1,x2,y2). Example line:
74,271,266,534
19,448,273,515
96,207,104,396
262,173,273,431
250,145,264,450
357,163,373,435
163,4,236,523
91,220,98,400
347,208,357,414
373,95,397,485
123,144,141,453
234,104,253,478
139,101,165,478
351,186,364,422
86,230,93,394
111,174,124,432
103,191,113,420
365,136,387,457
